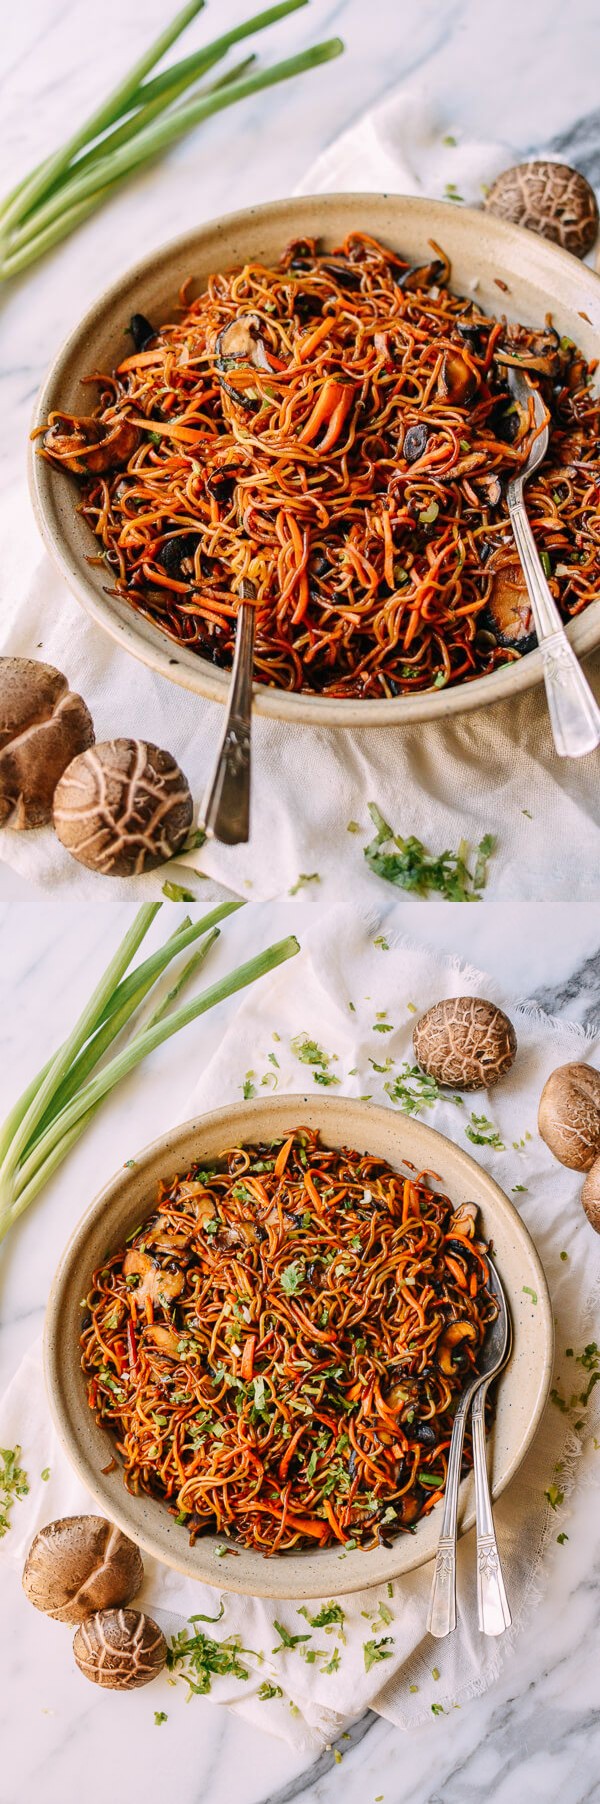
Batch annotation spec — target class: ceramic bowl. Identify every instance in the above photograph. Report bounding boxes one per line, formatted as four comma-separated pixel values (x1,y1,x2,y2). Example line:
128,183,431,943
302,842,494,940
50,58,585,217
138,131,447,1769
44,1094,553,1599
29,192,600,729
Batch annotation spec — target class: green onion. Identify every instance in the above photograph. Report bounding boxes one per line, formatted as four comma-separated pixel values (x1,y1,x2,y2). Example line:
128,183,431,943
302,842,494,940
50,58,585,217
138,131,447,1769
0,3,343,281
0,905,299,1242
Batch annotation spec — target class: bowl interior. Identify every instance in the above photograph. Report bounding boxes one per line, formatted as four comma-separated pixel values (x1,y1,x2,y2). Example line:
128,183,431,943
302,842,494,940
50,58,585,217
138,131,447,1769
44,1094,553,1599
29,191,600,728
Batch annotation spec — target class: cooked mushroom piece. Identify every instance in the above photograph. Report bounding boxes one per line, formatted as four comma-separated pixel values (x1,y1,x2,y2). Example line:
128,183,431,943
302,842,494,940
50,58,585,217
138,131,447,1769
398,256,446,292
129,312,157,351
484,563,536,653
216,314,272,371
43,415,139,474
403,422,429,462
122,1248,184,1305
438,352,479,406
158,533,201,580
494,325,560,378
318,257,362,290
437,1321,478,1375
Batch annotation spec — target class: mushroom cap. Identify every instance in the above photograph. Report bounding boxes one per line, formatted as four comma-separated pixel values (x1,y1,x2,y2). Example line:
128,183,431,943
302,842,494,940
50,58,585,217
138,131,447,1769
22,1515,144,1623
73,1608,167,1689
484,160,599,259
0,656,94,829
538,1062,600,1171
413,996,517,1090
52,738,193,875
582,1156,600,1234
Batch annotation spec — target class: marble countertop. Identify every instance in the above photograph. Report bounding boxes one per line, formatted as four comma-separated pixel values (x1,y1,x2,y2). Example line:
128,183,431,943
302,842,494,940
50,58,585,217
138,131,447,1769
1,889,600,1804
2,0,600,1799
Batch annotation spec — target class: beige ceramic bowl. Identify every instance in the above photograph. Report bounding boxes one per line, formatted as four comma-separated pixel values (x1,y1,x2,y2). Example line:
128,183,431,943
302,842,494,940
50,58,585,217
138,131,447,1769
29,192,600,728
44,1094,553,1599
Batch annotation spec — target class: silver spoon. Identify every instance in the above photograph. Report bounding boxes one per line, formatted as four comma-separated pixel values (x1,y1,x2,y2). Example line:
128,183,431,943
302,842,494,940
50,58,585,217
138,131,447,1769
505,366,600,759
471,1255,512,1636
427,1252,511,1639
199,581,256,845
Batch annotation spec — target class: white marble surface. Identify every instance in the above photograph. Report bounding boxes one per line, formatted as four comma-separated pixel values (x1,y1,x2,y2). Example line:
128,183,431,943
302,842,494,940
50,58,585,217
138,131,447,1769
1,890,600,1804
2,0,600,1800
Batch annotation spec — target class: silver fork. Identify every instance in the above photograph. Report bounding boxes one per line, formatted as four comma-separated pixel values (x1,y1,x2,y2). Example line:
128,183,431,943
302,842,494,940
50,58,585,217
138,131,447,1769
427,1254,511,1639
199,583,256,845
506,366,600,759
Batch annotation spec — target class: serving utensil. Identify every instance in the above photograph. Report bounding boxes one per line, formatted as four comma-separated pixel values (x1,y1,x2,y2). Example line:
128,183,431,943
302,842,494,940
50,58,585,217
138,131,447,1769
427,1253,512,1639
199,584,255,844
506,366,600,759
471,1255,512,1635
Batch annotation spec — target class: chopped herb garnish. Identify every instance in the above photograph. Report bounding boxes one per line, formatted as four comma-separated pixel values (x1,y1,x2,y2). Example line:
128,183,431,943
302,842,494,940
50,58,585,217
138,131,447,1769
0,1447,29,1536
374,936,390,949
289,872,321,895
431,1702,445,1715
258,1681,283,1700
465,1112,504,1149
242,1072,256,1100
167,1617,256,1695
545,1483,564,1511
363,1636,394,1673
154,1711,168,1726
523,1286,538,1305
162,881,196,903
41,1466,50,1482
272,1620,312,1653
556,1533,569,1545
363,804,495,900
280,1261,305,1295
384,1063,462,1117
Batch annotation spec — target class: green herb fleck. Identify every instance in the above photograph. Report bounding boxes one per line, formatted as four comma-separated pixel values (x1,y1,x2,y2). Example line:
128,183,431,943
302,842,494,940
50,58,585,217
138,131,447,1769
363,1636,394,1673
363,804,495,901
289,872,321,896
465,1112,504,1150
258,1680,283,1700
280,1262,305,1295
162,881,196,903
272,1620,312,1653
41,1467,50,1482
545,1483,564,1511
154,1711,168,1726
0,1447,29,1536
523,1286,538,1305
557,1532,569,1545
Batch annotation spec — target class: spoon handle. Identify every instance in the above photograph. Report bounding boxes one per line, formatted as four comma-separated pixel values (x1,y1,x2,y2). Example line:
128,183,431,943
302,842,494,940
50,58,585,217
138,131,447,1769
471,1384,511,1636
427,1392,472,1638
200,600,255,845
507,489,600,759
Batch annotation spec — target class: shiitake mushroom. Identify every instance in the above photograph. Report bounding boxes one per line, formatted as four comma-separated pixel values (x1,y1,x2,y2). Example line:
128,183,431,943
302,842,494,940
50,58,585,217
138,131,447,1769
538,1062,600,1171
73,1608,167,1690
482,563,536,654
22,1517,143,1623
413,996,517,1090
158,533,202,580
216,314,272,371
403,422,429,463
43,414,139,475
0,657,94,829
128,312,157,352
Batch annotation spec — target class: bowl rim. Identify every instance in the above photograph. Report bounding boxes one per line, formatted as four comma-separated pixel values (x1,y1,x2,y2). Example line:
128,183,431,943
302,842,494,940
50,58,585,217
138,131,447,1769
28,190,600,730
43,1093,554,1598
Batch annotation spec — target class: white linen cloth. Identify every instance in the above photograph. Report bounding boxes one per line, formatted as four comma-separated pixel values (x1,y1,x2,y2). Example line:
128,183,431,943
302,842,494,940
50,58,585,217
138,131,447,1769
1,90,599,902
2,906,599,1752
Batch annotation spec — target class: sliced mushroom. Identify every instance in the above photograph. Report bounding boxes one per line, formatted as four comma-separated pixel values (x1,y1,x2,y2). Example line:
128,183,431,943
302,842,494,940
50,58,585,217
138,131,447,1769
318,257,363,290
438,352,479,407
43,414,140,475
451,1202,478,1235
437,1321,478,1374
142,1324,181,1357
484,562,536,652
493,324,558,377
475,473,503,507
129,313,157,352
122,1249,183,1306
398,256,446,292
216,314,272,372
403,422,429,463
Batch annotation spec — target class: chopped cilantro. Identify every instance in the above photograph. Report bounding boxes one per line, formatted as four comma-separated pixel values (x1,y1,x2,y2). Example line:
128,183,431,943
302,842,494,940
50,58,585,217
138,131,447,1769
363,1636,394,1673
291,1034,331,1070
465,1112,504,1149
347,821,361,834
242,1073,256,1100
298,1602,345,1633
258,1681,283,1700
384,1063,462,1117
41,1467,50,1482
560,1250,568,1262
431,1702,445,1715
154,1711,168,1726
374,936,389,950
557,1533,569,1545
272,1620,312,1653
363,804,495,900
523,1287,538,1305
0,1447,29,1536
167,1617,254,1694
280,1261,305,1295
545,1483,564,1511
314,1071,341,1086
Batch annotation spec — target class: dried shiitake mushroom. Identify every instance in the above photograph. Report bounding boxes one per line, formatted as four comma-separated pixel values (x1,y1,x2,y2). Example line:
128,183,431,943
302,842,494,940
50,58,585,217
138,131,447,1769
43,413,140,474
484,160,599,259
52,738,193,876
0,657,94,829
582,1156,600,1234
538,1062,600,1171
73,1608,167,1689
413,996,517,1090
22,1516,143,1623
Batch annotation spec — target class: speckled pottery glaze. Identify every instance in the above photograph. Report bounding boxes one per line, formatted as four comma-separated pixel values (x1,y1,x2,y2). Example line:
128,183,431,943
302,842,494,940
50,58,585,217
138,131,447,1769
43,1094,553,1600
29,193,600,728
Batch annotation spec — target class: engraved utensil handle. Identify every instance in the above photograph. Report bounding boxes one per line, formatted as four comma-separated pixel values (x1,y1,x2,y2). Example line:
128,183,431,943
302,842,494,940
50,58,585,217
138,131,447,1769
427,1393,472,1638
200,601,255,845
471,1384,511,1636
507,488,600,759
